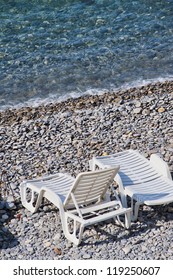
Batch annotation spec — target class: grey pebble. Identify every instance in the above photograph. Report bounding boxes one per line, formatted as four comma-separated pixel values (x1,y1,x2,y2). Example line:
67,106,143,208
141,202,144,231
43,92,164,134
82,253,92,259
0,201,6,210
122,245,132,255
6,202,16,210
133,107,142,114
2,214,9,220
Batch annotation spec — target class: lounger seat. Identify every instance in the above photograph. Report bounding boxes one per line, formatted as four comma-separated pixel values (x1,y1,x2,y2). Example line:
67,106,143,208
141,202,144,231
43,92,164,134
89,149,173,221
20,167,131,245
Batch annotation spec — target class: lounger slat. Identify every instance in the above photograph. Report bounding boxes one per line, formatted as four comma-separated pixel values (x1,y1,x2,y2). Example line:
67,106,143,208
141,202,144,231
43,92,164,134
73,191,106,202
119,174,160,185
77,176,113,185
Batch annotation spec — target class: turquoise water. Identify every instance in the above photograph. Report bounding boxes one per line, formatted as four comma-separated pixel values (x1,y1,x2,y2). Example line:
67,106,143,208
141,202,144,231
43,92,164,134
0,0,173,109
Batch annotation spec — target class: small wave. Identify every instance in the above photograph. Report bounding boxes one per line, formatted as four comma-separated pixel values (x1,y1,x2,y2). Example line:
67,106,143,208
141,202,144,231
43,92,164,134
0,75,173,112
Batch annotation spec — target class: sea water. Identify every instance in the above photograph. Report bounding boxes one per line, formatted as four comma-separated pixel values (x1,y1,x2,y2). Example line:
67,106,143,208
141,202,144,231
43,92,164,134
0,0,173,110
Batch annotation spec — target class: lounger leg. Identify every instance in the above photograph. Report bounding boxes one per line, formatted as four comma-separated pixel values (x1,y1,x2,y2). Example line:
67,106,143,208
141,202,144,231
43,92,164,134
130,198,140,221
133,201,140,221
114,174,127,208
124,211,131,229
20,182,43,213
120,193,128,208
113,209,131,229
63,213,84,246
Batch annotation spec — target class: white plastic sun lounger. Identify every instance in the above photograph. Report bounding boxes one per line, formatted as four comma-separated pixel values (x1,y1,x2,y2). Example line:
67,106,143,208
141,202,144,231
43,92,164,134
89,149,173,221
20,167,131,245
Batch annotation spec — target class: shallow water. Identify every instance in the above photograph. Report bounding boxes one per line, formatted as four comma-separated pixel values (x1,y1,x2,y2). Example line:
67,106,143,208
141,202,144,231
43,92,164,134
0,0,173,109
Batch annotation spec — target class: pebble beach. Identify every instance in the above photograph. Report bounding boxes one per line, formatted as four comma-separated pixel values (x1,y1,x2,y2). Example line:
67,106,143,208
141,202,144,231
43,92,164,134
0,80,173,260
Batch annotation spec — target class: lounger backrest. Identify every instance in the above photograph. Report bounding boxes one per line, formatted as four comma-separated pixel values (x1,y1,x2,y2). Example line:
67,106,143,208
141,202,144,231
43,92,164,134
64,167,119,208
96,150,161,185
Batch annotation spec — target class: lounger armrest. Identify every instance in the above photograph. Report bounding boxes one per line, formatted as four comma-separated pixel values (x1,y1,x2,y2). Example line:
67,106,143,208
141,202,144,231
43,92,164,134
150,154,172,179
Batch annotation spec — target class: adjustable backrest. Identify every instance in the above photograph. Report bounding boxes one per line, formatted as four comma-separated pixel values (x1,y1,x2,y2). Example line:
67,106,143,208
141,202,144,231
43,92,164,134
95,150,161,185
64,167,119,209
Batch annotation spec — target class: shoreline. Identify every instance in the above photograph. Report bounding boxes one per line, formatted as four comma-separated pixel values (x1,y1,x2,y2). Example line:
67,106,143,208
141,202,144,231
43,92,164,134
0,80,173,126
0,80,173,260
